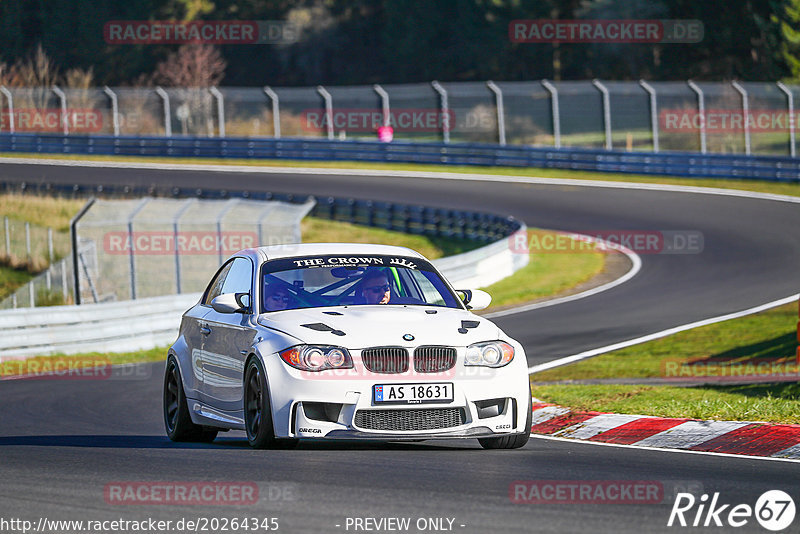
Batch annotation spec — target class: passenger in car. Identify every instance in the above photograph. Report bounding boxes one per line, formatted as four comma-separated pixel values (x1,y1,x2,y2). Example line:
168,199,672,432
264,284,292,311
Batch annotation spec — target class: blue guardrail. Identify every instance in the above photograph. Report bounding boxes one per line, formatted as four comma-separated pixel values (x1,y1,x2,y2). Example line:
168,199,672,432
0,132,798,182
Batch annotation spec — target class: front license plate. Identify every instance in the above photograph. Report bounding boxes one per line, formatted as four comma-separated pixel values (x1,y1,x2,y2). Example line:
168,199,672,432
373,383,454,405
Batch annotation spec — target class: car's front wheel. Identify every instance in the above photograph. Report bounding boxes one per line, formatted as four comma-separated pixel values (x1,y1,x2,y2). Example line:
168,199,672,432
163,355,218,443
478,391,532,450
244,358,298,450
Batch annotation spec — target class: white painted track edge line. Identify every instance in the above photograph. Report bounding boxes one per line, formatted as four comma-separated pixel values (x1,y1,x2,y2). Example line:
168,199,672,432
529,433,800,464
529,293,800,373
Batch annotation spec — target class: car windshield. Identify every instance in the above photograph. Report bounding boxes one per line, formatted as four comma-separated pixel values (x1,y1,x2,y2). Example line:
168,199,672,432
260,254,462,312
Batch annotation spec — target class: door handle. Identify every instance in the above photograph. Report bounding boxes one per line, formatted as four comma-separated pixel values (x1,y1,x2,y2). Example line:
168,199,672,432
200,326,211,335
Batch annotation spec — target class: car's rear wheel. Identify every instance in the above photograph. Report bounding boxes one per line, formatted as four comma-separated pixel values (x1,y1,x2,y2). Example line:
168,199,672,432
478,390,532,450
163,356,218,443
244,358,298,449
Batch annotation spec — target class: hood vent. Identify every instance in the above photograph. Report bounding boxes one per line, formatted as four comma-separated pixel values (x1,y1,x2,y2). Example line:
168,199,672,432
301,323,346,336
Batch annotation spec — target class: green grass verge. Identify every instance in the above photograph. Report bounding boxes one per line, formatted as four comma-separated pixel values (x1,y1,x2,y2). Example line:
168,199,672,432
531,383,800,424
481,230,605,309
531,301,800,424
2,153,800,199
0,265,33,301
533,301,798,381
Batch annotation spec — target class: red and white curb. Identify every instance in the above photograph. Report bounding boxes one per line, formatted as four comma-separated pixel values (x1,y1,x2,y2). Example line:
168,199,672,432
530,402,800,460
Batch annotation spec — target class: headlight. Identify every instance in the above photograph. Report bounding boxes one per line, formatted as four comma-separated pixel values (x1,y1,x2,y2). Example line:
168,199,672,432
280,345,354,371
464,341,514,368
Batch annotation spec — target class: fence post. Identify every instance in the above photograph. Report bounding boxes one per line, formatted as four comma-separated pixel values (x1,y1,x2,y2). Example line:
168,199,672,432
29,281,35,308
687,80,707,154
48,227,54,263
486,81,506,146
731,81,751,155
52,85,68,135
639,80,659,153
61,259,68,304
70,199,93,305
25,222,31,264
592,79,612,150
373,84,391,127
777,81,795,158
316,85,334,140
541,80,561,148
127,198,150,300
431,81,450,144
103,86,120,136
173,198,195,294
209,86,225,137
0,86,14,133
155,87,172,137
3,216,9,258
263,86,281,138
216,198,241,265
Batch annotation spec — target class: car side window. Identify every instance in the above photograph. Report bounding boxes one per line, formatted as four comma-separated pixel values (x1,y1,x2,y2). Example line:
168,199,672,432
220,257,253,298
202,261,233,305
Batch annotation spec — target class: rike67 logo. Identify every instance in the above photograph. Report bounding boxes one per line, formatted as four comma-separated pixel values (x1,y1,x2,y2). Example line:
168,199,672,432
668,490,796,531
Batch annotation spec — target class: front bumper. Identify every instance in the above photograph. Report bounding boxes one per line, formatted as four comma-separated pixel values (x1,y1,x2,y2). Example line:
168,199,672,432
263,351,530,440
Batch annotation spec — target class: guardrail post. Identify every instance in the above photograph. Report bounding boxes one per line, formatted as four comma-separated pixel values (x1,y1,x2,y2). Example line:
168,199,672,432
209,86,225,137
431,81,450,144
373,84,391,127
777,81,795,157
731,81,751,155
102,86,120,136
687,80,707,154
127,198,150,300
317,85,334,140
0,86,14,133
541,80,561,148
52,85,68,135
70,197,96,305
487,81,506,146
173,198,195,294
263,86,281,138
592,79,612,150
155,87,172,137
639,80,659,153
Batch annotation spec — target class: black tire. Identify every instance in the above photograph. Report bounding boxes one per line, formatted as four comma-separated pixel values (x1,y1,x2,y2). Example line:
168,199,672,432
244,358,298,450
163,355,218,443
478,389,532,450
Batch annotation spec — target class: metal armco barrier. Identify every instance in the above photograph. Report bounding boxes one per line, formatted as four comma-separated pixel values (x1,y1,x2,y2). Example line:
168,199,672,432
1,132,799,182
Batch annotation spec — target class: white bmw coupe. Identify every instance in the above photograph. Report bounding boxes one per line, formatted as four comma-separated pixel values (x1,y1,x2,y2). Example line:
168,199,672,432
164,243,532,449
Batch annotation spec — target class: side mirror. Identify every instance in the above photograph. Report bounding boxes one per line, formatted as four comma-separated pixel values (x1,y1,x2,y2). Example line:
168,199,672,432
457,289,492,311
211,293,248,314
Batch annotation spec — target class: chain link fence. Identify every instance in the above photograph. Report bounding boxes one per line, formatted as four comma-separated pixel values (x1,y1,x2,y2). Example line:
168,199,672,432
2,80,799,156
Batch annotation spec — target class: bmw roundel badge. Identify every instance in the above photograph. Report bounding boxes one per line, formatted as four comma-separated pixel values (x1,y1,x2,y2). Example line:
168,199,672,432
403,334,415,341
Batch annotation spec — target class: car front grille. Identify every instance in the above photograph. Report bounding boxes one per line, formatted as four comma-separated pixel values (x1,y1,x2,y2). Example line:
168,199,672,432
413,346,457,373
361,347,409,374
354,408,466,431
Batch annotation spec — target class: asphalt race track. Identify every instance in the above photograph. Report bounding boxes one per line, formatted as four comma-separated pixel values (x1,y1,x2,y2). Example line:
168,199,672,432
1,160,799,533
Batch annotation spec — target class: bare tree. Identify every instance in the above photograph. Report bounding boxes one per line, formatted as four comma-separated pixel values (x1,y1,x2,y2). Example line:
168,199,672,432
153,44,227,88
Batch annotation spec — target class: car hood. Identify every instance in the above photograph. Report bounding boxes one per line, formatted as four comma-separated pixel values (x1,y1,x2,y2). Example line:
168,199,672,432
257,306,502,348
